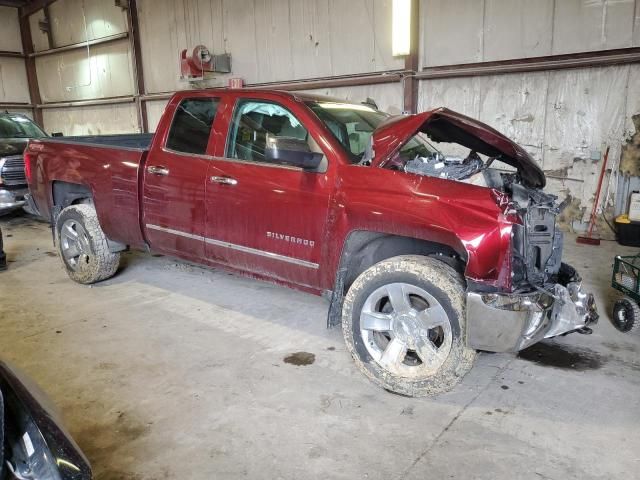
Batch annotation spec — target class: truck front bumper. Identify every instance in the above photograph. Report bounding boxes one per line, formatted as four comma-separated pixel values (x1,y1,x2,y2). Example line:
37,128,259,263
466,282,599,352
0,187,28,213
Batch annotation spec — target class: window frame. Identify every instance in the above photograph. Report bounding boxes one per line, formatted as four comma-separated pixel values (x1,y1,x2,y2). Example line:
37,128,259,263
224,98,319,170
163,96,221,157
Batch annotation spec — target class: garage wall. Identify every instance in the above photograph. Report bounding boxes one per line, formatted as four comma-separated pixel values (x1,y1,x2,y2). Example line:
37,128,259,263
418,0,640,227
14,0,640,228
137,0,403,95
301,83,404,115
0,6,31,108
421,0,640,67
27,0,138,135
42,101,139,136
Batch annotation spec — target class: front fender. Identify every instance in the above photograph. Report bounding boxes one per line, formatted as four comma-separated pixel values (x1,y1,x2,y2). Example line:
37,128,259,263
325,165,513,292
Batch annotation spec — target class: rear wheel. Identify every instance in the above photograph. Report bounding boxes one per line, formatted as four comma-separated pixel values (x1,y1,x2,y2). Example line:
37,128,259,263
55,204,120,284
342,255,475,396
611,297,640,334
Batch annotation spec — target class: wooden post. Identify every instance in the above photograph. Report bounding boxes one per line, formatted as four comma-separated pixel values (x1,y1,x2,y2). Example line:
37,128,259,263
18,11,43,126
127,0,148,133
402,0,420,114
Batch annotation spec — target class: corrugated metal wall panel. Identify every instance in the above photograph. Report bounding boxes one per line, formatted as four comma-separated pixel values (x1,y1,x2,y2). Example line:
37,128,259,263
0,57,31,104
137,0,402,93
0,6,23,53
635,0,640,47
42,102,139,135
0,6,30,107
46,0,128,48
301,83,404,115
35,40,135,102
289,0,333,79
421,0,639,66
146,99,170,132
483,0,554,61
552,0,636,55
477,72,548,161
418,64,637,223
422,0,484,67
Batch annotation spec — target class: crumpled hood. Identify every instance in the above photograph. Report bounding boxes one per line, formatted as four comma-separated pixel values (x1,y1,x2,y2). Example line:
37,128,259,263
371,107,545,189
0,138,28,157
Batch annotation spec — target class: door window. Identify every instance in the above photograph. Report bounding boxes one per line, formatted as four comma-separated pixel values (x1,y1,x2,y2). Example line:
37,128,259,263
166,98,220,154
227,100,308,163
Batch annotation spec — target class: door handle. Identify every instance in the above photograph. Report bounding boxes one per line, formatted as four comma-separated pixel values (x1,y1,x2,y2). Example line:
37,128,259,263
210,176,238,186
147,165,170,176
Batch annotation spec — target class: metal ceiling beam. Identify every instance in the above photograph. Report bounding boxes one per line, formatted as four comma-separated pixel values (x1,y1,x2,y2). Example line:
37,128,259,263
19,0,57,17
0,51,25,58
415,47,640,80
248,70,404,91
28,32,128,58
38,96,135,109
0,1,28,8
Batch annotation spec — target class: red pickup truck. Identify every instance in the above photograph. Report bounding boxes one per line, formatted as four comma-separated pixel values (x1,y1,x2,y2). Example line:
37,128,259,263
24,89,598,396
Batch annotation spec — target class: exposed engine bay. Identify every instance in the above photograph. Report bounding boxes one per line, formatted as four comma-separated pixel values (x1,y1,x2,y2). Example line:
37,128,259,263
401,150,570,291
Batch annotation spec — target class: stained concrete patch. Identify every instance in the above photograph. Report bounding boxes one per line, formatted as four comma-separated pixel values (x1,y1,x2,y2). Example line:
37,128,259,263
518,341,602,370
73,411,151,480
283,351,315,366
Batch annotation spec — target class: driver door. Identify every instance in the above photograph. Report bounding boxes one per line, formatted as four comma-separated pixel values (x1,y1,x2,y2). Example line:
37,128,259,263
204,98,332,288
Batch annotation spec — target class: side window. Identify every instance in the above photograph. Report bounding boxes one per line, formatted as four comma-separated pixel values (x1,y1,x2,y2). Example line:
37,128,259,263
227,100,308,163
166,98,219,154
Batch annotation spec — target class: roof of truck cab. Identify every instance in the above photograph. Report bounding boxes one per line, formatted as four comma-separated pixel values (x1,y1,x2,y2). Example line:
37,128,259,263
171,88,359,105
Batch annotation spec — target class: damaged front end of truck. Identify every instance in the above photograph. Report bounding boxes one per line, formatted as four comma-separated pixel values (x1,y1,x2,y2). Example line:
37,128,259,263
371,108,599,353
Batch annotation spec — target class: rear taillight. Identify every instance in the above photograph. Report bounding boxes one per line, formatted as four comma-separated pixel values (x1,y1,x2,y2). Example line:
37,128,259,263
24,151,32,183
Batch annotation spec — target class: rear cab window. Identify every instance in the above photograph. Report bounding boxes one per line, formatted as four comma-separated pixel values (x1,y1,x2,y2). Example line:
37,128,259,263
166,98,220,154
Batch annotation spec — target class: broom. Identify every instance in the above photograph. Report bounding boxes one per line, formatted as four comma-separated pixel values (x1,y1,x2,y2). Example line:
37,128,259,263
577,146,610,245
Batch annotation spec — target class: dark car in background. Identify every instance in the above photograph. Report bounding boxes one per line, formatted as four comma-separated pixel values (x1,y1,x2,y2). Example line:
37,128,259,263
0,113,47,215
0,360,91,479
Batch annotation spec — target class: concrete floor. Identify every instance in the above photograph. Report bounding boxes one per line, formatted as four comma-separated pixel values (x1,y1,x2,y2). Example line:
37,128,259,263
1,211,639,480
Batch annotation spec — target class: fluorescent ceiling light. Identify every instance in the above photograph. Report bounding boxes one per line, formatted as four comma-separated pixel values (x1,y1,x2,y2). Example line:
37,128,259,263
392,0,412,57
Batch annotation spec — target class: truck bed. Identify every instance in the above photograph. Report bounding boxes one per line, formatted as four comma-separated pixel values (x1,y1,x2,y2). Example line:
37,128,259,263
45,133,154,150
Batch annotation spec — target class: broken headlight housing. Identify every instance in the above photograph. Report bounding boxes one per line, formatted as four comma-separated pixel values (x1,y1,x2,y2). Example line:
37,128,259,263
0,361,91,479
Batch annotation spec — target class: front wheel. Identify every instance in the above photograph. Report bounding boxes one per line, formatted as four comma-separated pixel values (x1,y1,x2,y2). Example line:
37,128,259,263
342,255,475,397
55,204,120,284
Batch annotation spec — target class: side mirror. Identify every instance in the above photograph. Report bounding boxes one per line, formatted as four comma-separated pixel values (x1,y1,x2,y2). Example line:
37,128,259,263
264,136,323,170
51,132,64,137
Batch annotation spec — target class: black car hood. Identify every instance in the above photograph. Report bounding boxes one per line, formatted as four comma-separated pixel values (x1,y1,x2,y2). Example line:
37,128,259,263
0,138,28,157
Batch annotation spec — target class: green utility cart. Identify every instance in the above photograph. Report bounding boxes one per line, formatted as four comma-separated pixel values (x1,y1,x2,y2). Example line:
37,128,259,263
611,253,640,333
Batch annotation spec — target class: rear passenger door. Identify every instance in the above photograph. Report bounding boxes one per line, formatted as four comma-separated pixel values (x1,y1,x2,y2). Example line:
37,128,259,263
142,96,220,260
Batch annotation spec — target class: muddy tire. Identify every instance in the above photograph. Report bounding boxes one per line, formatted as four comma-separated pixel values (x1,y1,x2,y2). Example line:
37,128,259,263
611,297,640,334
342,255,475,396
55,204,120,284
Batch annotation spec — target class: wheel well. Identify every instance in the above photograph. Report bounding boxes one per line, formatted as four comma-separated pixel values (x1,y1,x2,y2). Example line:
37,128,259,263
326,231,465,327
51,181,92,216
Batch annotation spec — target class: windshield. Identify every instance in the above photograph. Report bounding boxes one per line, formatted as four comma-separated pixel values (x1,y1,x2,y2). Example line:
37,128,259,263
0,115,46,139
307,101,435,164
